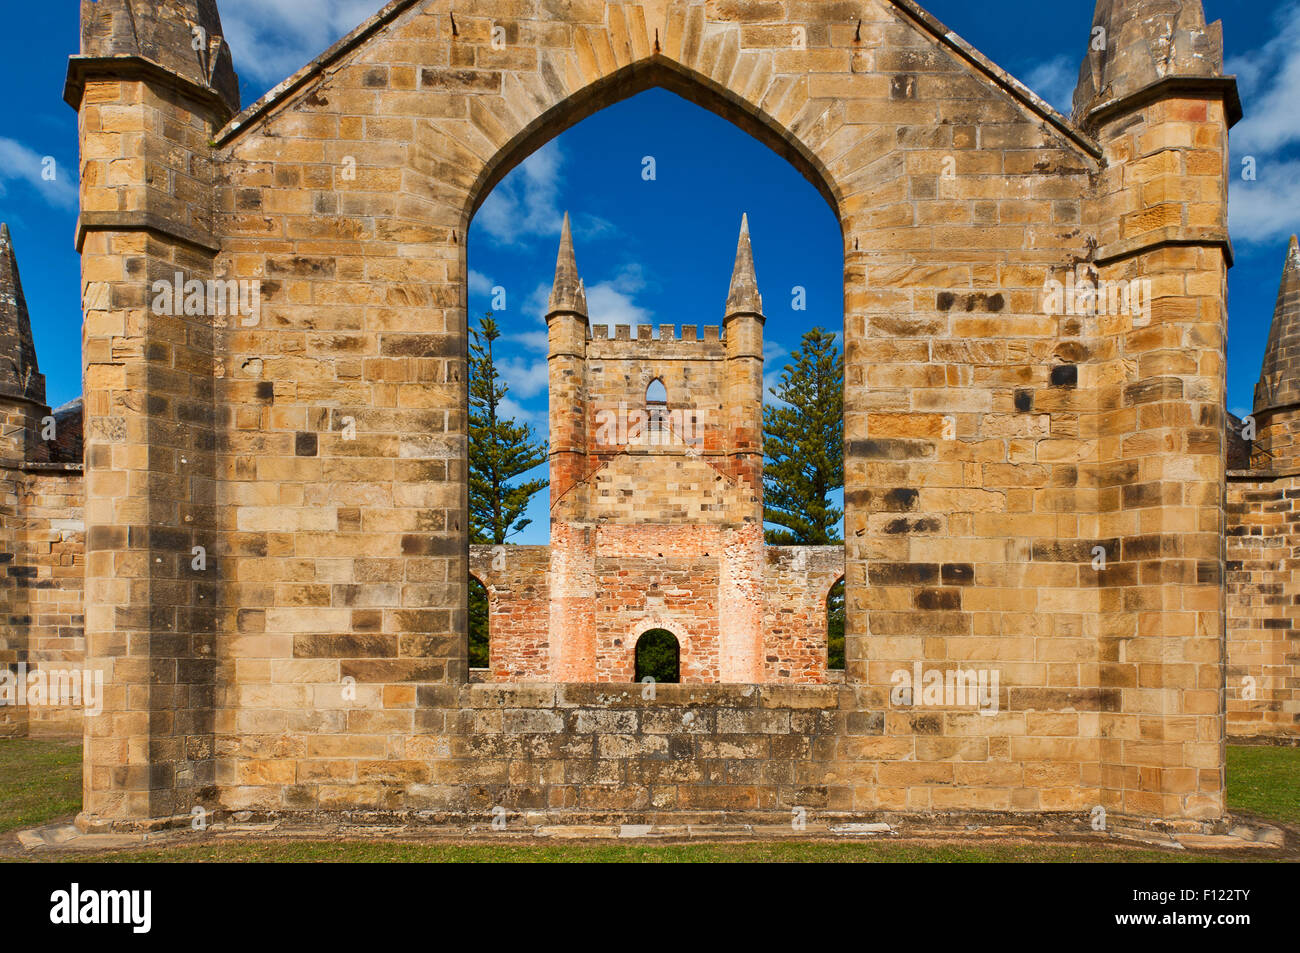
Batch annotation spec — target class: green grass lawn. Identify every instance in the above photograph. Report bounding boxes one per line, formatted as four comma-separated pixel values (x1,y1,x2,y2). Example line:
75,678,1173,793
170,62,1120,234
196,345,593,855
1226,744,1300,824
63,840,1255,863
1,739,1294,862
0,739,81,835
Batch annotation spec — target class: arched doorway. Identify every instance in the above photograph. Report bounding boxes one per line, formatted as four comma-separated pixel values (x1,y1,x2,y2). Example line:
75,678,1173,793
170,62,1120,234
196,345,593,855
634,629,680,684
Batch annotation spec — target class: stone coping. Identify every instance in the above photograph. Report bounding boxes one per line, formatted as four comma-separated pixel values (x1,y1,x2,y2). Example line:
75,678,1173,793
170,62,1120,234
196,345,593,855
44,812,1282,849
458,682,844,709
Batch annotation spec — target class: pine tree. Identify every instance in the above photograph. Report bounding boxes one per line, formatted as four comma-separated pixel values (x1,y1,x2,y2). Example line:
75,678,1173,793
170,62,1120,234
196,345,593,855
468,313,548,544
468,314,548,668
826,579,845,670
763,326,844,545
469,576,490,669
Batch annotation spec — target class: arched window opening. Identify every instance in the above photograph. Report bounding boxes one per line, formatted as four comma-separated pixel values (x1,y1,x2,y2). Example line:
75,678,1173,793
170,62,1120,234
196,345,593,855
469,575,490,671
634,629,680,684
646,378,668,438
827,578,845,671
463,80,844,686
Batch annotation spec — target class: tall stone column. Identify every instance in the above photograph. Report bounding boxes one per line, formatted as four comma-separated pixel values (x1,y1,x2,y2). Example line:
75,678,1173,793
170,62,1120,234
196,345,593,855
65,0,239,828
721,215,766,682
546,213,594,680
1075,0,1239,824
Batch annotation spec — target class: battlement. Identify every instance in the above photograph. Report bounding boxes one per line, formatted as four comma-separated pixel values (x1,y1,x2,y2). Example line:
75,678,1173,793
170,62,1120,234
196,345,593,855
591,323,723,343
587,323,727,357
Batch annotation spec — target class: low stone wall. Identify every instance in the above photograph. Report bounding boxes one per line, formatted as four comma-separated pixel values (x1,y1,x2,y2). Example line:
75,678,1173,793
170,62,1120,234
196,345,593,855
1226,471,1300,739
0,464,85,739
438,684,843,819
195,677,1203,832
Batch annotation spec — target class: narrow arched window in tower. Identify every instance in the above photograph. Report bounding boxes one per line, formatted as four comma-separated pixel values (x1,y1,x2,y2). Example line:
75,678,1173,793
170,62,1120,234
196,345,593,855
634,629,679,683
646,378,668,441
827,578,845,671
469,575,490,673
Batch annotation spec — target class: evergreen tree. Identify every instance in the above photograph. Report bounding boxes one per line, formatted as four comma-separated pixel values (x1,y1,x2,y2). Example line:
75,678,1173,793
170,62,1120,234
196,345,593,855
763,327,844,545
468,314,548,544
827,579,845,670
469,577,490,669
467,314,548,667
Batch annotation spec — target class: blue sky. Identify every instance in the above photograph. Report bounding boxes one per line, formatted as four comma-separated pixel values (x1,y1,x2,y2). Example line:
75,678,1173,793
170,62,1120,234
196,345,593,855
1,1,1297,545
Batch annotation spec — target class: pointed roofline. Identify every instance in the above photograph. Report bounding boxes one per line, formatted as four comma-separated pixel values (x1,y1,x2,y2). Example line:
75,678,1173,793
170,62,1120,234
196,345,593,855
1253,234,1300,416
0,221,47,406
211,0,1101,160
725,213,764,318
547,211,588,318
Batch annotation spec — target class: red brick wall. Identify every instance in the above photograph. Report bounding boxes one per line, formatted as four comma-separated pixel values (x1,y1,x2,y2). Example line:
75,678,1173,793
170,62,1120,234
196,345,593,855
469,545,549,681
473,538,844,686
763,546,843,683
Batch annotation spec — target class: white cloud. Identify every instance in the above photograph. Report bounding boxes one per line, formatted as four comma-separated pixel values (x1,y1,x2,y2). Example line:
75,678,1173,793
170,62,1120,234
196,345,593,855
1223,1,1300,247
1230,159,1300,245
219,0,380,88
473,142,616,248
503,265,655,335
599,262,648,295
468,270,494,297
522,280,553,323
498,395,546,432
587,282,652,330
1021,55,1077,115
511,330,551,353
0,139,77,211
499,356,550,399
586,264,654,330
763,340,791,408
475,143,567,246
1226,2,1300,156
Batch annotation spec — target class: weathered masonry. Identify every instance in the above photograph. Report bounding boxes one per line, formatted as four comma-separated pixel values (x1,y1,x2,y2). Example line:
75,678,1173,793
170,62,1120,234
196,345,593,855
6,0,1297,831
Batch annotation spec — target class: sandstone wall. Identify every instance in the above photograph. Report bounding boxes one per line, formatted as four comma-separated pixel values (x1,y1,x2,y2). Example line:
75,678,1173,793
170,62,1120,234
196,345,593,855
63,0,1239,829
0,462,85,739
189,0,1209,823
1226,473,1300,739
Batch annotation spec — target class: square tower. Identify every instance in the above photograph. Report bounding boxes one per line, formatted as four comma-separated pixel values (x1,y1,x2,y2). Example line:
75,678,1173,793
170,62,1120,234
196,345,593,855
545,215,766,681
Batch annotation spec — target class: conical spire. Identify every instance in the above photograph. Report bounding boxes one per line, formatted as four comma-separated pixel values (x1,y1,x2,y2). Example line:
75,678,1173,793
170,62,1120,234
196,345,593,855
78,0,240,116
0,224,46,405
1073,0,1226,123
725,213,763,317
547,212,588,318
1255,236,1300,415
